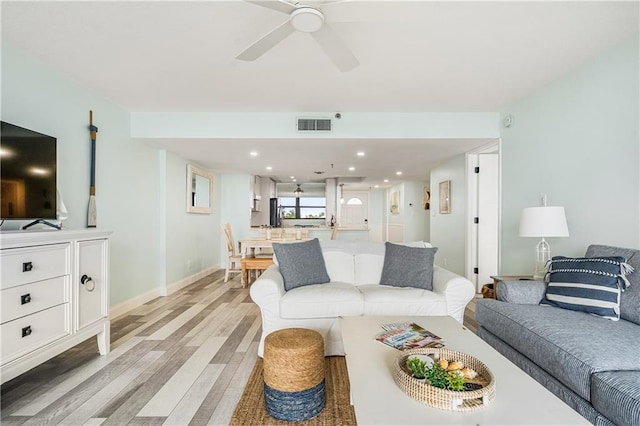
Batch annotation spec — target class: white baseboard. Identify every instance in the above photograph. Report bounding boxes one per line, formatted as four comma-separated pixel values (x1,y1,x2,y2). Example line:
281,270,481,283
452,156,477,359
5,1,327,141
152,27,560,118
110,266,221,319
161,266,219,296
110,287,164,320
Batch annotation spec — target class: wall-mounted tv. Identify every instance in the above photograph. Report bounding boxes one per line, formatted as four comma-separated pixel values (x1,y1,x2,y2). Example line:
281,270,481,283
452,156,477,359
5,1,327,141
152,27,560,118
1,121,57,221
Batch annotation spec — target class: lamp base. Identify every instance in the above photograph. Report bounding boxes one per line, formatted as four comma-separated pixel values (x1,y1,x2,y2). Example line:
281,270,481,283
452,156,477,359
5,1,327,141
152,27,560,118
533,238,551,280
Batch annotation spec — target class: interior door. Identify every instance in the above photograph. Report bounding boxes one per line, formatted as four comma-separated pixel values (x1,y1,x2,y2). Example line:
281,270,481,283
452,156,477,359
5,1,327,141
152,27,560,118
340,191,369,229
476,153,499,291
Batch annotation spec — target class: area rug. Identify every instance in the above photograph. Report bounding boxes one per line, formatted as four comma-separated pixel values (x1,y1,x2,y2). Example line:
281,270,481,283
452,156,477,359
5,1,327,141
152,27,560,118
230,356,357,425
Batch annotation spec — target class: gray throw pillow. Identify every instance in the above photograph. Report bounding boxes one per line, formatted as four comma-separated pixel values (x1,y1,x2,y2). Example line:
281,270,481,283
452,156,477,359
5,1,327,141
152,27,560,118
272,238,330,291
379,242,438,290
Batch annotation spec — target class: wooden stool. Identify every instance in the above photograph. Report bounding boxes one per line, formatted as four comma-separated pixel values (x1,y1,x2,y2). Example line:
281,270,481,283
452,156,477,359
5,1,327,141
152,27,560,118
240,256,274,287
263,328,325,421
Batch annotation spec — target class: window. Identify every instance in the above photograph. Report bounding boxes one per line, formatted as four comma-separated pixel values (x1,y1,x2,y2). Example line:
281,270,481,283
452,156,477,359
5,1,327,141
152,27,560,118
279,197,326,219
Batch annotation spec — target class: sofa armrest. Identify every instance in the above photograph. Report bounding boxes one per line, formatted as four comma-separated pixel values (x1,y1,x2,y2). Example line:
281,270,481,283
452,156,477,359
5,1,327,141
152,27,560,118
432,266,475,322
249,264,286,317
496,280,547,304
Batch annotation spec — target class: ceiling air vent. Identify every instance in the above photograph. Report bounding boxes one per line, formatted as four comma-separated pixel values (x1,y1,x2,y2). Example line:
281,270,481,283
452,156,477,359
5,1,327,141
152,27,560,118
297,118,332,132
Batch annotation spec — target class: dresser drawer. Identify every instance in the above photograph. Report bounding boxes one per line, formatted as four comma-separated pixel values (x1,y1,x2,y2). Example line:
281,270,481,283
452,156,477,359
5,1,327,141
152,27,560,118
0,276,69,324
1,303,70,364
1,244,70,289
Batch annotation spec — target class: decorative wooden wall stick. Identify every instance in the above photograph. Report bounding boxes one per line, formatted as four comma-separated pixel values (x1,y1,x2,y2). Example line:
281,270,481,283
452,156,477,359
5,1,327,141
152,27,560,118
88,110,98,227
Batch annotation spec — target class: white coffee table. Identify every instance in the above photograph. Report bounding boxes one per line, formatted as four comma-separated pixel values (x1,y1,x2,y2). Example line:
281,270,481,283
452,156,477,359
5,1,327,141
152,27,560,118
339,315,589,425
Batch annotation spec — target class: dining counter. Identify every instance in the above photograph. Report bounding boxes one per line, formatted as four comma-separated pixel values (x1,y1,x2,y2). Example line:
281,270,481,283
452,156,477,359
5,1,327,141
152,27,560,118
247,227,369,242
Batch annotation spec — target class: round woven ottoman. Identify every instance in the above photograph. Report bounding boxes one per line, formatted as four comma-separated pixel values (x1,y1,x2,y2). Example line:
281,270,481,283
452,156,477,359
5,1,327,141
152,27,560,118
263,328,325,421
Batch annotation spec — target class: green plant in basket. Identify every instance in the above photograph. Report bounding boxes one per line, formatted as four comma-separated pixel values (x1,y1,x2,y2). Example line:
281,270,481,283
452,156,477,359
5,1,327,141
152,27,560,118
424,362,447,388
406,357,428,379
446,370,466,391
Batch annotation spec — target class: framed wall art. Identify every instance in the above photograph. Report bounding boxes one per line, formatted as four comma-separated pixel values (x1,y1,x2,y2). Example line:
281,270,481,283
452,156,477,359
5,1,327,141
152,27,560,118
390,190,400,215
439,180,451,214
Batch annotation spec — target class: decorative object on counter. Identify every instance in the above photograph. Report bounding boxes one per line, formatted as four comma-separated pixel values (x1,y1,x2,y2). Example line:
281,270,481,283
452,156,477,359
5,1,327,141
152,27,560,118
330,215,336,228
393,348,494,412
519,201,569,279
87,110,98,227
439,180,451,214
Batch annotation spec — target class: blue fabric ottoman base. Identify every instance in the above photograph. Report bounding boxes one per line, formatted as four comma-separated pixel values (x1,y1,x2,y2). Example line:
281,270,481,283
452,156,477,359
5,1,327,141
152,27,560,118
264,380,326,421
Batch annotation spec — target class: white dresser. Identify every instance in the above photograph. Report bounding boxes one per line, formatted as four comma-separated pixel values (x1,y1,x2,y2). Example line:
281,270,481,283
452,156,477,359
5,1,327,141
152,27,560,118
0,229,111,384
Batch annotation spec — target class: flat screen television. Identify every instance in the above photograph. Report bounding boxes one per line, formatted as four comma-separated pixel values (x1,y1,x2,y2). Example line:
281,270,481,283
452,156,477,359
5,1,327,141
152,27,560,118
1,121,57,221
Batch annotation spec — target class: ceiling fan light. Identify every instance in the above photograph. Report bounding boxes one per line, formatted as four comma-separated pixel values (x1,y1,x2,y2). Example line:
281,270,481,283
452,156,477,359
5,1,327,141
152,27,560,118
291,8,324,33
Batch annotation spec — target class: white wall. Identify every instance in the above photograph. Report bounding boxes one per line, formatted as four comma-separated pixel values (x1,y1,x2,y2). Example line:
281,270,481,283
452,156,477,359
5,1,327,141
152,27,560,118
500,35,640,274
164,152,220,286
219,174,252,261
430,155,467,275
2,42,222,309
1,42,161,307
403,181,431,242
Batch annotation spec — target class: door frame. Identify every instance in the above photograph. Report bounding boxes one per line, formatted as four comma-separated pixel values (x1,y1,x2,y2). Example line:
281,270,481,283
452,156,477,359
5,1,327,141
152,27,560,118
465,140,501,289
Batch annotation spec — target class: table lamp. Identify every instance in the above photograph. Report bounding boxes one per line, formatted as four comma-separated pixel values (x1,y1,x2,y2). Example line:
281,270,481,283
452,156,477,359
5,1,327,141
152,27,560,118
519,206,569,279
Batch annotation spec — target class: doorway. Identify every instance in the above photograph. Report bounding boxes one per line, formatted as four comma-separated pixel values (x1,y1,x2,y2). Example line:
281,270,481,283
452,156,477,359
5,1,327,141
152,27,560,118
466,142,500,292
340,190,369,229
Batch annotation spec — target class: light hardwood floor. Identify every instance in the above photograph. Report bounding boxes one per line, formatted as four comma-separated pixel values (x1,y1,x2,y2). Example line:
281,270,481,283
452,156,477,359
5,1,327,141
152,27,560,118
1,270,480,425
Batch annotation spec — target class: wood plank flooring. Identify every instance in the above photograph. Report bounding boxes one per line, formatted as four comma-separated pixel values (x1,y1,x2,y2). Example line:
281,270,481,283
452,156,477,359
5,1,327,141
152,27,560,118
1,270,480,425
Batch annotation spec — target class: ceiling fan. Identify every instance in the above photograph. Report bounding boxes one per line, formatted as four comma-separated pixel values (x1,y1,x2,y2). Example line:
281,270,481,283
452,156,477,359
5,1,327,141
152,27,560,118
236,0,359,72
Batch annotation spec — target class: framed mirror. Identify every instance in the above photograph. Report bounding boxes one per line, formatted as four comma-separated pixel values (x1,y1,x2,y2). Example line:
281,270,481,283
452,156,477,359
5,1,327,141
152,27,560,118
187,164,214,214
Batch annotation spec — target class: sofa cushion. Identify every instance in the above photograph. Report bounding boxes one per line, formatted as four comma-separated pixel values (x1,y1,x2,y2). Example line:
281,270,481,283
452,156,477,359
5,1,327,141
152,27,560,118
586,245,640,326
541,256,632,320
379,242,438,290
279,282,363,319
591,370,640,426
358,284,447,316
273,238,330,291
475,299,640,401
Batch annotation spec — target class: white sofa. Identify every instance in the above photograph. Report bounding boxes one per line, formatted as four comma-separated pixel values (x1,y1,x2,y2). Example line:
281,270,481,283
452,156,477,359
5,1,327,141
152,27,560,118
250,241,475,357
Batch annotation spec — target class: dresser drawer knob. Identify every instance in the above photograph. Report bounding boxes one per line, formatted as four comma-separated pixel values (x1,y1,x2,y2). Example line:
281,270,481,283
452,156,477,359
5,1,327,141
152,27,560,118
21,293,32,305
22,261,33,272
22,326,32,338
81,274,96,292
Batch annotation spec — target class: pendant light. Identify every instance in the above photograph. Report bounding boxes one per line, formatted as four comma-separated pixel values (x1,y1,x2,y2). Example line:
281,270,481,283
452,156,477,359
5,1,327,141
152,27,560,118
294,184,304,198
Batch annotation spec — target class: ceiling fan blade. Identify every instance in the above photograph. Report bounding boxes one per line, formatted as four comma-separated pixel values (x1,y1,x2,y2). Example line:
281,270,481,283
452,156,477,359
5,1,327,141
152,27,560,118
311,24,359,72
244,0,297,14
236,20,295,61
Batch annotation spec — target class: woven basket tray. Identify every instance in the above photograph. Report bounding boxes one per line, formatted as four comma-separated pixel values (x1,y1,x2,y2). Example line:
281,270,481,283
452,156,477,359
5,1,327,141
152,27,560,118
392,348,495,412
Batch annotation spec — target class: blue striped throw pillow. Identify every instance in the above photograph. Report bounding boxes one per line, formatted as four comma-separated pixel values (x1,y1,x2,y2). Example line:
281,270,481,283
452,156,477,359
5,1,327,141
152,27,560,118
541,256,634,321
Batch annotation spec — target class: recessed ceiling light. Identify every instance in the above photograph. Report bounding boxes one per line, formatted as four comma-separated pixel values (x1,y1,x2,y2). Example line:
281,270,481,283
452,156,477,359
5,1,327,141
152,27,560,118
396,171,402,175
290,176,295,179
374,184,379,188
384,179,389,183
249,151,258,156
357,151,365,157
292,179,297,182
348,166,355,171
266,166,273,171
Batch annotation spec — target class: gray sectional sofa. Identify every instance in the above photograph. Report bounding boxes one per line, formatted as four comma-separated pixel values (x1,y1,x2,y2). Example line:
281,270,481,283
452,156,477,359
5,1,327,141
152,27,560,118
476,245,640,426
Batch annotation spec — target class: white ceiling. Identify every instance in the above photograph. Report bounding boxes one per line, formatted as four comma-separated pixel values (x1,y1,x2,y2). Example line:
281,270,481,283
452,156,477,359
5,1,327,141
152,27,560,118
3,1,638,186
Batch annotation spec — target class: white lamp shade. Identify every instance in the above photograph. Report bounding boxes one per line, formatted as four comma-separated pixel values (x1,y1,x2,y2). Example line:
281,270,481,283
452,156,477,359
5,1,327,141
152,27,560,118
519,206,569,237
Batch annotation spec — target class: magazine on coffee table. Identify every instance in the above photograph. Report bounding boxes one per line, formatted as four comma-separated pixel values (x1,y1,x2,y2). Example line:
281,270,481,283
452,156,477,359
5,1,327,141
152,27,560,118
375,321,445,350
